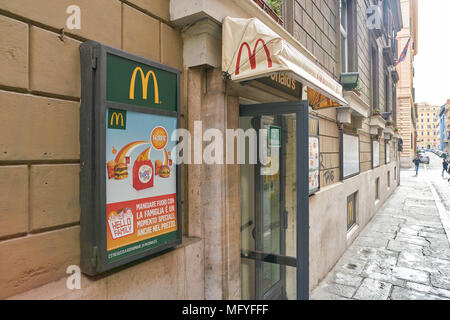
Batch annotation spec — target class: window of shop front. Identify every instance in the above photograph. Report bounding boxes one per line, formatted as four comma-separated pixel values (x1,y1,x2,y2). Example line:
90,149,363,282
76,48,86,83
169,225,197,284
375,177,380,201
385,141,390,164
387,171,391,188
347,192,357,231
339,0,357,73
370,45,379,111
340,0,348,73
385,71,390,113
341,132,360,180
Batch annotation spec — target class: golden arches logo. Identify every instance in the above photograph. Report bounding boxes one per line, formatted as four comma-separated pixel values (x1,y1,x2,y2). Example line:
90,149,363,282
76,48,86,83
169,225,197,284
129,67,160,103
110,112,124,127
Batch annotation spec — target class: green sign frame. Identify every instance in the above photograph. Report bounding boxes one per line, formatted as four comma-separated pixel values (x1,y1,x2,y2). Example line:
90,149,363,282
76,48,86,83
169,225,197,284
79,41,181,275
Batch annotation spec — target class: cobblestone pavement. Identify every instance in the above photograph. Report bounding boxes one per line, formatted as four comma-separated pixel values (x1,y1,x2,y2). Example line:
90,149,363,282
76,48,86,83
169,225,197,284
311,153,450,300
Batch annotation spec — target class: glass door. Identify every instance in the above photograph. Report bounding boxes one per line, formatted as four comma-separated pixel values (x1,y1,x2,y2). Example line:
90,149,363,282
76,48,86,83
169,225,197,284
256,115,286,299
239,101,309,300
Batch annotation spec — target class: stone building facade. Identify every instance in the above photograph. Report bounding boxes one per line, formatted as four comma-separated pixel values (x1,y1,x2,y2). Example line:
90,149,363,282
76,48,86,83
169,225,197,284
439,100,450,152
396,0,418,167
415,102,440,150
0,0,403,300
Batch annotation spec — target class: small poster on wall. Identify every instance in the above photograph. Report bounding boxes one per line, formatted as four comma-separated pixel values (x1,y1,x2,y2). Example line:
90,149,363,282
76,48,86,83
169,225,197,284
309,136,320,193
386,141,390,164
373,140,380,168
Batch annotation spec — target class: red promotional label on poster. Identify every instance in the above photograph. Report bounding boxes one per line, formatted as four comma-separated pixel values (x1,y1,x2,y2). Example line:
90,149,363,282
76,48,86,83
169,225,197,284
106,193,177,251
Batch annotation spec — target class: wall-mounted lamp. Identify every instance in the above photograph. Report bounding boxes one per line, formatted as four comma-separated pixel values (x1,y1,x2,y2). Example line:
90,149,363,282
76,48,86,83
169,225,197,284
340,72,360,89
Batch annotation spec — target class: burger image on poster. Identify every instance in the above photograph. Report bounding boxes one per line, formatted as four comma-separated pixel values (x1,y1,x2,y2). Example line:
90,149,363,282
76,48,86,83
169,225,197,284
105,111,177,205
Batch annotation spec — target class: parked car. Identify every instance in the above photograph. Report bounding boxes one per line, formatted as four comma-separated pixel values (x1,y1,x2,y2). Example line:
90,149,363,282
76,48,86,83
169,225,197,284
420,154,430,164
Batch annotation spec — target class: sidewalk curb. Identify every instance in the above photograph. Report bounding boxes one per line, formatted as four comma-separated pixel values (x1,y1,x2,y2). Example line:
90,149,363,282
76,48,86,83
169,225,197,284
426,164,450,243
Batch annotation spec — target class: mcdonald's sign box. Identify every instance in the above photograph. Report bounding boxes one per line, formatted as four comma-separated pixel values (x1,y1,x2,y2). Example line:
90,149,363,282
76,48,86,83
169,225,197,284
79,41,181,275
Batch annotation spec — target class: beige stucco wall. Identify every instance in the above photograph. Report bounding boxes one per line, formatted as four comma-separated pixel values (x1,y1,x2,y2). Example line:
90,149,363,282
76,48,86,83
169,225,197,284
397,0,418,167
309,160,400,291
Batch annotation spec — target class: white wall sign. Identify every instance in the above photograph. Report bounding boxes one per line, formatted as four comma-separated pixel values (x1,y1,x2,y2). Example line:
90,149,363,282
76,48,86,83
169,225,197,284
386,142,390,164
343,133,360,179
373,140,380,168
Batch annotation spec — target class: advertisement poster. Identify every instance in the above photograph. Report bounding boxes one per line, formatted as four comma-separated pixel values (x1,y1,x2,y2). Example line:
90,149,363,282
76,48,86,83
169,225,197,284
105,109,177,262
386,142,390,163
343,133,360,178
373,140,380,168
309,137,320,192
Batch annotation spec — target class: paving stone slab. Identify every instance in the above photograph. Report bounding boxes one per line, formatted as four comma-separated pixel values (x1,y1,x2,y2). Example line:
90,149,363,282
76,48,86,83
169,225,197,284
366,223,400,234
405,282,450,299
347,247,399,264
353,237,389,249
353,278,392,300
427,237,450,249
335,259,367,276
395,234,431,247
363,260,397,276
404,199,437,207
422,247,450,261
391,266,430,285
397,251,435,273
371,216,407,225
363,230,397,240
398,226,420,236
390,286,444,300
329,272,364,288
418,231,447,239
310,287,351,300
404,219,444,228
430,271,450,290
387,240,425,253
363,272,406,287
323,283,357,299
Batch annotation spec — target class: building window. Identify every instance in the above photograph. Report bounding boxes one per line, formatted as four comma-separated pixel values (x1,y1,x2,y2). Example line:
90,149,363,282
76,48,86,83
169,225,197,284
372,139,380,168
385,71,390,113
371,45,379,110
375,177,380,201
347,192,357,231
340,0,357,73
387,171,391,188
340,0,348,72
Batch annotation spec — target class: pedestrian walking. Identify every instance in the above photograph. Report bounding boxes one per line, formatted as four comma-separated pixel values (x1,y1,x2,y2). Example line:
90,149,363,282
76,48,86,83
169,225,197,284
443,158,448,177
413,154,421,176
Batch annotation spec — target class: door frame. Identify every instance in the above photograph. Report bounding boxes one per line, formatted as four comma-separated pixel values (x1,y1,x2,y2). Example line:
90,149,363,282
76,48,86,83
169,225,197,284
239,100,310,300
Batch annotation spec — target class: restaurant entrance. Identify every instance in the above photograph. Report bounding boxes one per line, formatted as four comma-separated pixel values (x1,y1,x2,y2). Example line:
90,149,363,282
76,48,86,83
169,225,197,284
239,101,310,300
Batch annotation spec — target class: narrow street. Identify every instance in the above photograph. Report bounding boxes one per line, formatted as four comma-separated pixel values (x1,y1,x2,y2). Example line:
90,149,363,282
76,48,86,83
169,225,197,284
311,152,450,300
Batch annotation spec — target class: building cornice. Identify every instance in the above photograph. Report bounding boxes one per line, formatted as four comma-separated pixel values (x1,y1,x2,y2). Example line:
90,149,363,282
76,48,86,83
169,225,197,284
170,0,319,68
